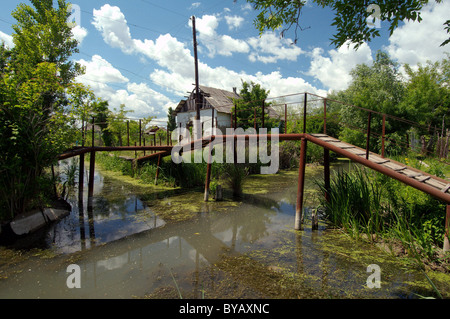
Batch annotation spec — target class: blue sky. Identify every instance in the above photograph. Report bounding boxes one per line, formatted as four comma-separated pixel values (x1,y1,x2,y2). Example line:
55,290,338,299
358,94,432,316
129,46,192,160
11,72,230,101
0,0,449,126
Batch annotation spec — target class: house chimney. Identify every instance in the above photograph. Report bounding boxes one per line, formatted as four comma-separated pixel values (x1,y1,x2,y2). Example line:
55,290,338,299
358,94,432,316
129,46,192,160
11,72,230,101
233,87,237,94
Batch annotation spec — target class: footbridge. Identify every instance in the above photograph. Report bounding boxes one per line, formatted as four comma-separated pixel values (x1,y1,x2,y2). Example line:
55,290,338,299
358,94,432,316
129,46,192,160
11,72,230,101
57,92,450,249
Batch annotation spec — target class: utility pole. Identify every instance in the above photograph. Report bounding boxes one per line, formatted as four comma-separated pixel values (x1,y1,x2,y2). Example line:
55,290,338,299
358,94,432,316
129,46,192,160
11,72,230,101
192,15,200,121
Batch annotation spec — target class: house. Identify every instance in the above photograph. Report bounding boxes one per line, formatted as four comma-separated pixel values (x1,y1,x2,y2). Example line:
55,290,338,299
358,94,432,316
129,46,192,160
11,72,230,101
174,85,280,140
174,85,240,134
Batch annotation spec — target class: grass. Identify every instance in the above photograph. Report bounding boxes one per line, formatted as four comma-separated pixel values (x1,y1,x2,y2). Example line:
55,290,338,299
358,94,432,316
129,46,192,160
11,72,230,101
316,164,449,270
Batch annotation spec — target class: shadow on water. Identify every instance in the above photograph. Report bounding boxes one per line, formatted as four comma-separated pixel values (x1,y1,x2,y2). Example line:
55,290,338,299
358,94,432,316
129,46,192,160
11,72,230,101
0,161,446,298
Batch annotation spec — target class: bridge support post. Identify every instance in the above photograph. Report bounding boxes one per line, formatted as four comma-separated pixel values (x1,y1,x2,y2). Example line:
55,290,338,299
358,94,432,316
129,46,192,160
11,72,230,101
204,140,213,201
295,138,307,230
444,204,450,253
78,153,84,203
154,153,161,185
88,151,95,208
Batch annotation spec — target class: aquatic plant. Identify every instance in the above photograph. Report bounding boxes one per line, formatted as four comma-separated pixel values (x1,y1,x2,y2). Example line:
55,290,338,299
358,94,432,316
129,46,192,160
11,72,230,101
316,164,448,268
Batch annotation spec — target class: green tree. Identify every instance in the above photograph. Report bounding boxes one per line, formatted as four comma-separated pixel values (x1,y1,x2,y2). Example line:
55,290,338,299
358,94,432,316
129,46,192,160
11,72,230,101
241,0,449,49
328,51,406,152
401,57,450,130
0,0,86,219
107,104,132,146
92,99,113,146
233,80,274,129
167,107,177,132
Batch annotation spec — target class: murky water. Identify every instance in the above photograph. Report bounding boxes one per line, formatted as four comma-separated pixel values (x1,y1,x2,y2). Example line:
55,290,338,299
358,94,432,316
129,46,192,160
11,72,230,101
0,161,446,299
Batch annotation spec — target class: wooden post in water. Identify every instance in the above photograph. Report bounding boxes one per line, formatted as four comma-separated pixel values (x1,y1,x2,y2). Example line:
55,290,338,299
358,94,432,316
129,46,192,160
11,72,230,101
295,138,307,230
79,153,84,202
88,150,95,208
204,139,213,201
79,121,85,203
154,153,162,185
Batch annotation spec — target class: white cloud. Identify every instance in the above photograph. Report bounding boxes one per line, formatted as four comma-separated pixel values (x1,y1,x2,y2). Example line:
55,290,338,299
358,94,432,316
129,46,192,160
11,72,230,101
225,15,244,30
241,3,252,11
92,4,135,54
75,55,176,119
193,15,250,58
247,32,304,64
307,41,373,91
190,2,201,9
385,1,450,65
89,5,325,111
71,25,88,45
0,31,14,48
77,54,129,84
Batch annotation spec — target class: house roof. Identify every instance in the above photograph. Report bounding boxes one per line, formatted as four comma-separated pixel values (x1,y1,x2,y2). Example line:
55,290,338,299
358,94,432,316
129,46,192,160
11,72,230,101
199,85,240,114
174,85,240,114
174,85,279,119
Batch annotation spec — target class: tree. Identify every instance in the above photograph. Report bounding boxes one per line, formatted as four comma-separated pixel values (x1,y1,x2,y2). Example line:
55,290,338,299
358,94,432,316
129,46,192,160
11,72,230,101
106,104,132,146
0,0,86,219
402,57,450,129
328,51,406,152
233,80,273,129
167,107,177,132
400,56,450,154
91,99,113,146
241,0,449,49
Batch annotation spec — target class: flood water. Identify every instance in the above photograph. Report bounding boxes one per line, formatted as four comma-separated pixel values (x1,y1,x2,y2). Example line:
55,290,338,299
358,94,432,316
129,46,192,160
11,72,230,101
0,161,446,299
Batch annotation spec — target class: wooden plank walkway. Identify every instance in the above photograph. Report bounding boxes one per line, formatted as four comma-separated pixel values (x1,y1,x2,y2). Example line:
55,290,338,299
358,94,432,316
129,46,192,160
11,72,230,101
308,133,450,204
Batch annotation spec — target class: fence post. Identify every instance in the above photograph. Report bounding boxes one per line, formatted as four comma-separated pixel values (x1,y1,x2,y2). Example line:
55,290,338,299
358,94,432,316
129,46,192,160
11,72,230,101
127,120,130,146
91,117,95,147
284,104,287,133
139,119,142,146
262,100,265,128
366,112,372,160
234,102,237,129
303,93,307,133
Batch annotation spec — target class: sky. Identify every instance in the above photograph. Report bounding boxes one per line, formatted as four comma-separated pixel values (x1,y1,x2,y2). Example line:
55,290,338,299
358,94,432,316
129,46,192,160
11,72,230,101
0,0,449,127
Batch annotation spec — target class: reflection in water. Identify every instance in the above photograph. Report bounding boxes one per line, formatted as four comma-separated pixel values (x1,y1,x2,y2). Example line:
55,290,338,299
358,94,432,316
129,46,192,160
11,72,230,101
0,163,438,299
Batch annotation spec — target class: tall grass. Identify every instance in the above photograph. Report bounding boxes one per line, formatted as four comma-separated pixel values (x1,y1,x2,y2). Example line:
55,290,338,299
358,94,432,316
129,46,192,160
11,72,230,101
316,165,448,266
316,166,384,240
